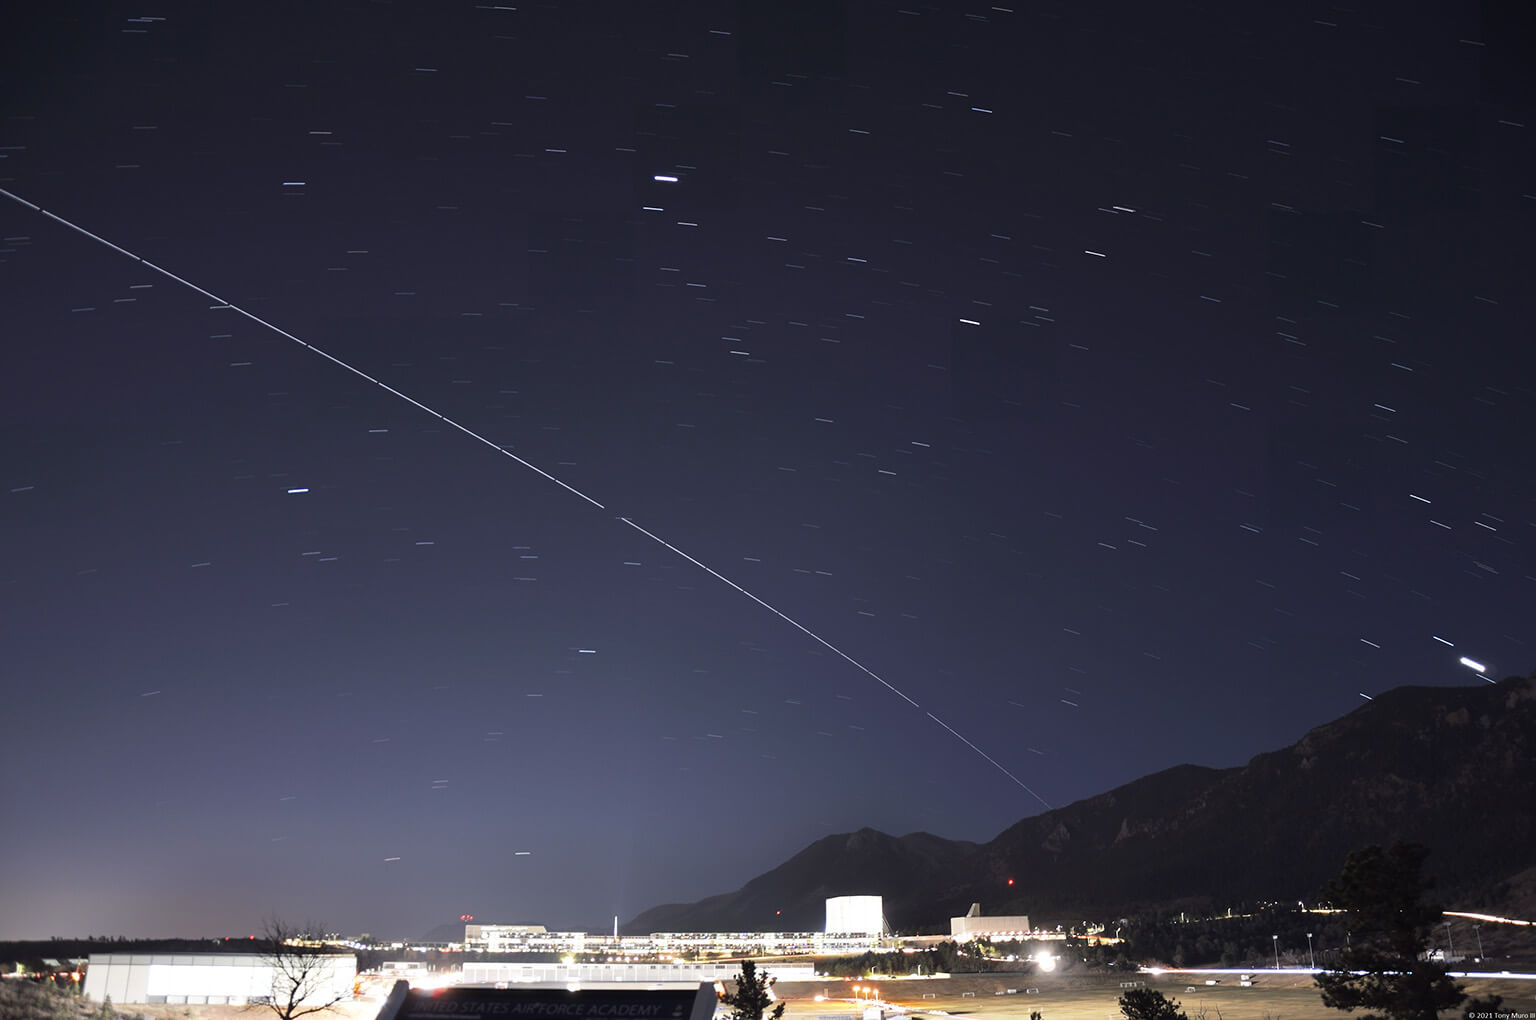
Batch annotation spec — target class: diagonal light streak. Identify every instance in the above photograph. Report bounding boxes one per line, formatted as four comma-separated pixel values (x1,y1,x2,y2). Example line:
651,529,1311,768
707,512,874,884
2,185,1050,809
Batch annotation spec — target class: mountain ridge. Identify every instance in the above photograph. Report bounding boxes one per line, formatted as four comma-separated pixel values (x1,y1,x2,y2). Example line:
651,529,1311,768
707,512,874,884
626,673,1536,933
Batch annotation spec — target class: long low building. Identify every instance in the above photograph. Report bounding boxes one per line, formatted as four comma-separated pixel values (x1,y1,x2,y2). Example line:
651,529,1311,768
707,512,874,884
83,952,356,1006
464,925,883,957
463,961,818,986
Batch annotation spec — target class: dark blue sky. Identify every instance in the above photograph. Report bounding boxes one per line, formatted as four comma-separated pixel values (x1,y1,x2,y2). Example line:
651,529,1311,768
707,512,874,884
2,1,1532,940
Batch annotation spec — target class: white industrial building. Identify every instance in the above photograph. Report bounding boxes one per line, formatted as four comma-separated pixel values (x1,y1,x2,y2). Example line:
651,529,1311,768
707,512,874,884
83,952,355,1006
950,902,1032,938
824,895,885,936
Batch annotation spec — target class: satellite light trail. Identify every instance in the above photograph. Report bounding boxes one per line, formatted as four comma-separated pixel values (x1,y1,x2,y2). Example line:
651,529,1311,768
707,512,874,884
1,186,1051,811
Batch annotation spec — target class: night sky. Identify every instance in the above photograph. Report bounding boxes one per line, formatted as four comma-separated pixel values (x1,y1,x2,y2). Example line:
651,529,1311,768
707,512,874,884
2,2,1533,940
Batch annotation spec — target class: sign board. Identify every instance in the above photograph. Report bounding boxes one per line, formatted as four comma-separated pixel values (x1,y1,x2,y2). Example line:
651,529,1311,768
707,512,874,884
377,983,717,1020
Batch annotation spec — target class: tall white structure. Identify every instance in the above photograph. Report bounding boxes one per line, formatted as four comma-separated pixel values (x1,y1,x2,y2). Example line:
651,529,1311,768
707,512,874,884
824,895,885,936
83,952,355,1007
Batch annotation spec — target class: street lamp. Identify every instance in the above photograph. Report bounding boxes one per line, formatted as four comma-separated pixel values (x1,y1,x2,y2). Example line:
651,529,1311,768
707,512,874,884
1474,923,1485,960
1306,933,1315,970
1445,922,1455,964
1272,935,1280,971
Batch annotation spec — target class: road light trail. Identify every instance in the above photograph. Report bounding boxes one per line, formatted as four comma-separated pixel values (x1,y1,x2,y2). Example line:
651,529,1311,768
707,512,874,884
1,185,1050,810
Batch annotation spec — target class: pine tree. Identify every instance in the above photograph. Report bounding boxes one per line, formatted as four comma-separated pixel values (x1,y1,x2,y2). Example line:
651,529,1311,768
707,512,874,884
720,961,784,1020
1118,987,1187,1020
1315,843,1466,1020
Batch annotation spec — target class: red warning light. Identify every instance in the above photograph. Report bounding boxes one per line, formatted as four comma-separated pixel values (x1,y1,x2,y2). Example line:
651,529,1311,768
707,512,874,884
775,910,781,916
1007,878,1014,886
460,914,475,922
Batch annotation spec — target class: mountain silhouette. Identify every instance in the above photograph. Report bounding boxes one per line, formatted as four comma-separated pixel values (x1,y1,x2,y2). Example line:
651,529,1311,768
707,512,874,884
627,672,1536,932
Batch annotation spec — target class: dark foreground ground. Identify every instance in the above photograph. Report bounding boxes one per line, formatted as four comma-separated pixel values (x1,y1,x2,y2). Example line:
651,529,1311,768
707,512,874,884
773,972,1534,1020
5,968,1529,1020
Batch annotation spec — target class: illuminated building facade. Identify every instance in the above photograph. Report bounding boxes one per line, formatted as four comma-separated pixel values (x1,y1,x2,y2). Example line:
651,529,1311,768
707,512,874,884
82,952,356,1007
824,895,886,936
949,902,1032,938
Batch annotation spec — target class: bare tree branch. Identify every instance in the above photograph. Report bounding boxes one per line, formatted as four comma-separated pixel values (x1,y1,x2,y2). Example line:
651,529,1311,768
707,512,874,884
255,917,352,1020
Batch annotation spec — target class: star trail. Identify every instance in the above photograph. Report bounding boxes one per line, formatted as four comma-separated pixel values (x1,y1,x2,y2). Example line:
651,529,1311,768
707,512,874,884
1,1,1531,940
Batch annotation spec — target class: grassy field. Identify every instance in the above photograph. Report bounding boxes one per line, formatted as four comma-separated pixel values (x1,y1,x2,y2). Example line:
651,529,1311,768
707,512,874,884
775,973,1535,1020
